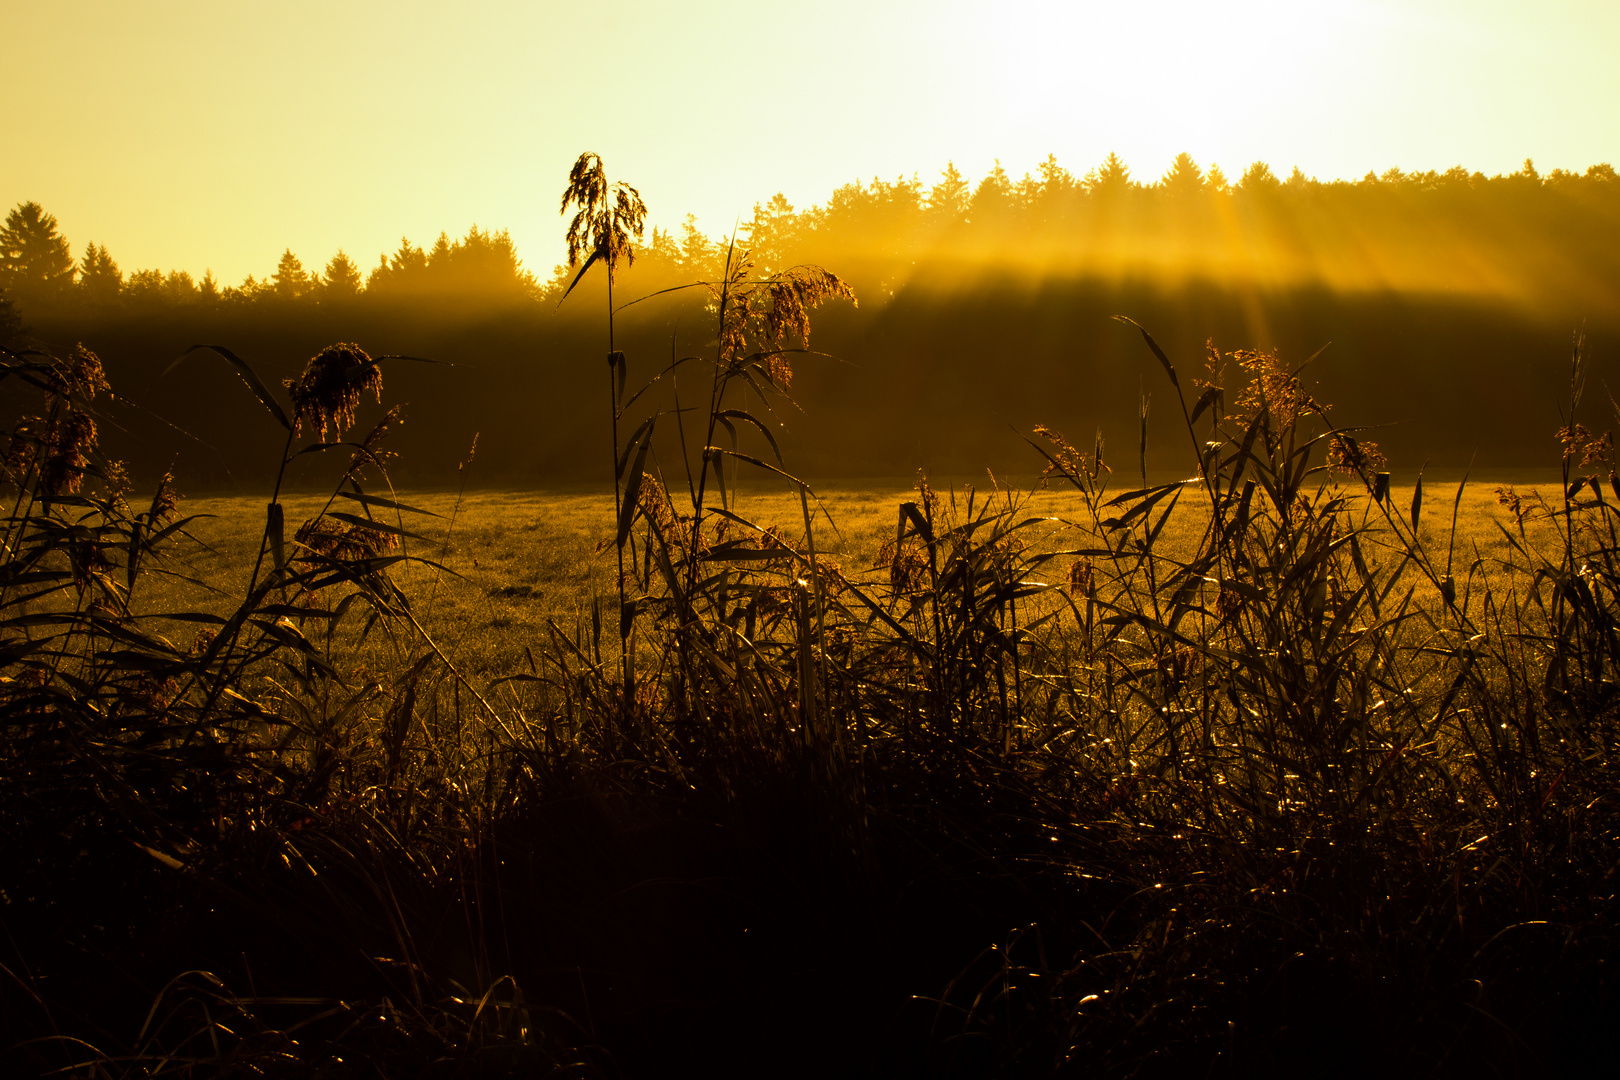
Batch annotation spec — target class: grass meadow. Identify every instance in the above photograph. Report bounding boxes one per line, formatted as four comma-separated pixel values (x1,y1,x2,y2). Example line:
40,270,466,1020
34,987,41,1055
158,472,1557,671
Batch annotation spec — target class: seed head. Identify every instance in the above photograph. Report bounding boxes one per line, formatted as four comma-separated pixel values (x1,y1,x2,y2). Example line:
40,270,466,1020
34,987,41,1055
1326,434,1387,476
147,471,181,526
285,343,383,440
560,152,647,280
295,514,396,561
41,410,97,496
55,344,109,402
1231,348,1319,425
1556,423,1612,466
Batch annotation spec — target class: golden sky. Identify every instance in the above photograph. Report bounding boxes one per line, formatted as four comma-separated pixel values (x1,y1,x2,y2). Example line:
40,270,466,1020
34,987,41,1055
5,0,1618,286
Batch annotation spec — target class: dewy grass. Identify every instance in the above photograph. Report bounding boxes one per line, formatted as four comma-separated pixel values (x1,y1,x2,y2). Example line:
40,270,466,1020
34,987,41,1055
1,171,1617,1073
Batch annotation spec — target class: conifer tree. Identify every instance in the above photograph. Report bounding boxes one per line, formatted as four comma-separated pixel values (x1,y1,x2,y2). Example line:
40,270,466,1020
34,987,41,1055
1087,152,1132,194
319,251,363,301
927,162,971,224
0,202,75,306
77,242,122,302
1160,152,1205,196
1240,161,1281,192
271,249,310,299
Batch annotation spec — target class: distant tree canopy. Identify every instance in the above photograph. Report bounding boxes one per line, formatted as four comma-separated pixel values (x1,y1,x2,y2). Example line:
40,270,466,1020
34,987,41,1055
4,153,1619,325
367,226,537,302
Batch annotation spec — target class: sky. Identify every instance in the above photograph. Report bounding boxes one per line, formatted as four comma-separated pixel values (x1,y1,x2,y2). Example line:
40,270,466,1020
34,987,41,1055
5,0,1618,287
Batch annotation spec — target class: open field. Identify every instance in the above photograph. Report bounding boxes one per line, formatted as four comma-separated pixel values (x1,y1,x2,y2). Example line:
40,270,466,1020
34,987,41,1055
149,469,1567,676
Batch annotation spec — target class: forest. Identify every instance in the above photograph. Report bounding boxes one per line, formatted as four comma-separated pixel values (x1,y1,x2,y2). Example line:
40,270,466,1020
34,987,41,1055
5,152,1619,487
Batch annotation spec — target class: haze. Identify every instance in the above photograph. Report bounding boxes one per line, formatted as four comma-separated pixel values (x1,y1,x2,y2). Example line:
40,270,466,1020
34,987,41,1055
6,0,1619,287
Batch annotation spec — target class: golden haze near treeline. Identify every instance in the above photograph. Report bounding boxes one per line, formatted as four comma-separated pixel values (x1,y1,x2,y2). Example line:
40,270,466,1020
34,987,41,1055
4,152,1618,490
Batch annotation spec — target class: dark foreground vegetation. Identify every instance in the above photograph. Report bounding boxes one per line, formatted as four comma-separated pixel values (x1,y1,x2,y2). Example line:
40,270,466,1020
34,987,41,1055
4,329,1619,1076
4,155,1620,1076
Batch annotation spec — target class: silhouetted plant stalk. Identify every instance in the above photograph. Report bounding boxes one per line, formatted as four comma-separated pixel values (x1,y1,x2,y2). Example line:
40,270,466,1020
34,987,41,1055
558,151,647,731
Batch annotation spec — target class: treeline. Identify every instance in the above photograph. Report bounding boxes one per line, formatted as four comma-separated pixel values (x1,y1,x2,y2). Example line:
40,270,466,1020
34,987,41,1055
4,153,1619,485
5,153,1620,325
0,210,541,323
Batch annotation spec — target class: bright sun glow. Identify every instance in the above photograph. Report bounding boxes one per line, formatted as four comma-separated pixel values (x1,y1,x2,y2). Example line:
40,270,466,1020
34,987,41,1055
3,0,1617,285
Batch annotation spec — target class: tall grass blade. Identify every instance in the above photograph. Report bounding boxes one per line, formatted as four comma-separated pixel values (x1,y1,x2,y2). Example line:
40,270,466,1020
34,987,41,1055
170,344,292,431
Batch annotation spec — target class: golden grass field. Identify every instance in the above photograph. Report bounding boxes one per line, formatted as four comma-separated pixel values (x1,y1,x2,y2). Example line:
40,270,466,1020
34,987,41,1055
144,468,1568,681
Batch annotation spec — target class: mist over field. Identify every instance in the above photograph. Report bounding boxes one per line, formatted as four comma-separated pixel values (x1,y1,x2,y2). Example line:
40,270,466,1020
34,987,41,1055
6,155,1618,488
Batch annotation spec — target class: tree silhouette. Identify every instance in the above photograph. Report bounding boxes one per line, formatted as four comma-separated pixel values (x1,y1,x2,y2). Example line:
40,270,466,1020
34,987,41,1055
426,233,453,274
1037,153,1077,200
927,162,970,226
122,269,165,304
319,251,363,301
77,242,122,303
164,271,198,303
678,214,715,277
368,237,429,295
639,226,680,270
1087,152,1132,195
1160,152,1205,196
0,202,75,307
1240,161,1281,192
970,160,1013,220
123,268,198,305
431,226,535,298
272,249,310,299
746,194,798,273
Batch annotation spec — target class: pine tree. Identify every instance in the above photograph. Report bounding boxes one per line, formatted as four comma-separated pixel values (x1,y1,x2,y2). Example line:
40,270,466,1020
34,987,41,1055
271,249,310,299
163,270,198,304
678,215,715,277
426,233,453,273
122,269,166,304
1037,154,1076,200
319,251,363,301
745,194,797,272
1086,153,1132,195
1160,152,1205,197
640,226,681,269
368,238,428,295
1240,161,1281,192
0,202,75,306
927,162,970,225
970,161,1013,218
77,242,122,302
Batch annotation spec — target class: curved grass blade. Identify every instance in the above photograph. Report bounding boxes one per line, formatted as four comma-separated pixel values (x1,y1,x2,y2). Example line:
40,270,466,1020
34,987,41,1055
169,345,291,431
332,490,441,517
